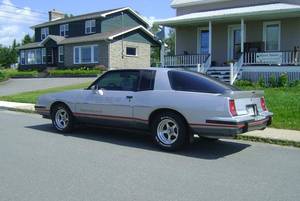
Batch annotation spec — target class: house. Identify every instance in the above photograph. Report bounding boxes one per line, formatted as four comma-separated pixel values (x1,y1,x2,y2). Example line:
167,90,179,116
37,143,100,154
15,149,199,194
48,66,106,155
18,7,161,70
155,0,300,83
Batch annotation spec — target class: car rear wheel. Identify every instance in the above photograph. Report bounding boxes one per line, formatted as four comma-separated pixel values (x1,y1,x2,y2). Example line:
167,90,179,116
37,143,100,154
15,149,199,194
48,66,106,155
51,104,74,133
152,112,188,151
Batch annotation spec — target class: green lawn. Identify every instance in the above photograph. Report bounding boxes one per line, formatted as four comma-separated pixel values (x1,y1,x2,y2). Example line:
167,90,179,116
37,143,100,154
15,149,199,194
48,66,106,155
0,82,90,104
263,86,300,131
237,85,300,131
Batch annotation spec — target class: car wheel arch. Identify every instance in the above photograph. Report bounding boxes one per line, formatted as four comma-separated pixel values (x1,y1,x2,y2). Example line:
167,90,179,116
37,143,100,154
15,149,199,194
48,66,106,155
50,101,73,116
148,108,189,128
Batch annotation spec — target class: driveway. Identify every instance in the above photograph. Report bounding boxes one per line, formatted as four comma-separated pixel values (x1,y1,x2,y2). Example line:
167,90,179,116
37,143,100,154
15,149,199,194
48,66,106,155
0,110,299,201
0,78,95,96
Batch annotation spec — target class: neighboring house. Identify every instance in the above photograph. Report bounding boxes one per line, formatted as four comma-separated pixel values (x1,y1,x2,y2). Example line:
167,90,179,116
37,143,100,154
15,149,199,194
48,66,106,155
18,7,161,70
156,0,300,83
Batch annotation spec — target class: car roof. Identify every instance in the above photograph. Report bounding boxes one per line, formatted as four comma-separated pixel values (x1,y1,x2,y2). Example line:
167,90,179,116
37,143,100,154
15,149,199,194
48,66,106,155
108,67,169,72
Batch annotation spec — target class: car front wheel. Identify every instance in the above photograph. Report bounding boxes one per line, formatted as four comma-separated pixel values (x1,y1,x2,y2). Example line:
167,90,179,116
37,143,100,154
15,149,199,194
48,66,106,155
51,104,74,133
152,112,188,151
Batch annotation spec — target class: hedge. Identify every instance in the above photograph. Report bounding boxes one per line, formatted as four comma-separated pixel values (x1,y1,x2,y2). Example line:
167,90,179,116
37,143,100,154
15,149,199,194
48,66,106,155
6,70,38,78
48,69,101,77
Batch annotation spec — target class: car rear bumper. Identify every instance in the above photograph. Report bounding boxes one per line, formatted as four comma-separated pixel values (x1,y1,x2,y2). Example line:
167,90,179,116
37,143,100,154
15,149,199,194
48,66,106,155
191,115,272,139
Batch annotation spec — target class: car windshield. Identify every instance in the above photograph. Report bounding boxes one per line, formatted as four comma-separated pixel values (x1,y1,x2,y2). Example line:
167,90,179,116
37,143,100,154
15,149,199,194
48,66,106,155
168,70,240,94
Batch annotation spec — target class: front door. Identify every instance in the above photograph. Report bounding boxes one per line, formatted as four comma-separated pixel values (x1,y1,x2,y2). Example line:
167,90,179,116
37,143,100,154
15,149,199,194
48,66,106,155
76,70,140,128
228,25,245,61
198,28,209,54
46,48,53,65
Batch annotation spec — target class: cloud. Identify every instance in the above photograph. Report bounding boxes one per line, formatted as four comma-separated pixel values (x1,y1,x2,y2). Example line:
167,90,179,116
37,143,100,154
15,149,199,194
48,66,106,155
0,0,44,46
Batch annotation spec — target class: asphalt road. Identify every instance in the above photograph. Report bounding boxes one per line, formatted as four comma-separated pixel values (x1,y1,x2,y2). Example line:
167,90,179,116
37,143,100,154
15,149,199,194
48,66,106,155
0,110,300,201
0,78,95,96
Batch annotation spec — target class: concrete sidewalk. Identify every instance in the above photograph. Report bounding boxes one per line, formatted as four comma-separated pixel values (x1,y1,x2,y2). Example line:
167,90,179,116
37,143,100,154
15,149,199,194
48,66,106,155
0,100,299,147
0,101,35,112
241,128,300,143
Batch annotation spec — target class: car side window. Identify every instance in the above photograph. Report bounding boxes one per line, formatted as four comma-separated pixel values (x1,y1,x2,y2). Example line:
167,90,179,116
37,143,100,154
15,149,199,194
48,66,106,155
138,70,156,91
168,70,233,94
95,71,140,91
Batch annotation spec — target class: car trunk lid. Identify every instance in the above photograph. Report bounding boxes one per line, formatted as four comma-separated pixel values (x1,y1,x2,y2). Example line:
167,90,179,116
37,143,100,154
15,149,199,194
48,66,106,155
223,90,265,116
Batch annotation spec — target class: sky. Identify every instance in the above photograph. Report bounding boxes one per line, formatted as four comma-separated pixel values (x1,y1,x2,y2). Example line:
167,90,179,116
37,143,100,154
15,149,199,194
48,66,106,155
0,0,175,46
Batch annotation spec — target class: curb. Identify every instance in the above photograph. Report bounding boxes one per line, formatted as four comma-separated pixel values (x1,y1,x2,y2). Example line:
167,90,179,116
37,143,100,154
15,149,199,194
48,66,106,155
0,106,35,114
236,135,300,148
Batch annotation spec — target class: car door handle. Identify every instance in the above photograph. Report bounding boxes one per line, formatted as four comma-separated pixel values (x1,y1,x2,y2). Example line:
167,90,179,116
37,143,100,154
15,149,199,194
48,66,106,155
126,96,133,100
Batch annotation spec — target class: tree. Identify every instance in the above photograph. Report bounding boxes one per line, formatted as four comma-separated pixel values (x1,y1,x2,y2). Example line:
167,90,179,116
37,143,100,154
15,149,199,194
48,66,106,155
165,29,175,56
150,24,161,66
0,39,20,68
22,34,33,45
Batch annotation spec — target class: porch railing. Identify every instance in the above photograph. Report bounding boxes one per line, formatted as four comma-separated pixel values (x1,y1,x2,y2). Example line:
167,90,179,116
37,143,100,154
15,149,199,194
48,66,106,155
230,53,244,85
164,54,210,67
199,55,211,74
244,51,300,66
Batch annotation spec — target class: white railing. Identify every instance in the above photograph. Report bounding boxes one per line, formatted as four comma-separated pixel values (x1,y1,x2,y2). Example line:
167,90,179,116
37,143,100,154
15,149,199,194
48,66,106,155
230,54,244,85
244,51,300,65
164,54,209,67
199,55,211,73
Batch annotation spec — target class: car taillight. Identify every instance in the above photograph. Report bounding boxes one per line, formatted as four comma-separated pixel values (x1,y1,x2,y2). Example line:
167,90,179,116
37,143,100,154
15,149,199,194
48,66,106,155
261,97,267,111
229,100,237,116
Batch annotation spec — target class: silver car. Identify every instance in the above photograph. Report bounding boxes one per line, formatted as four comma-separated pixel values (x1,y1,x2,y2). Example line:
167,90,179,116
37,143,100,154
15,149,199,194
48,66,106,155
35,68,273,151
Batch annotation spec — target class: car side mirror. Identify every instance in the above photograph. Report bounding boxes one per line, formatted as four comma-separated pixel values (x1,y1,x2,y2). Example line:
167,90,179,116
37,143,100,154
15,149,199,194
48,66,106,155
91,85,99,94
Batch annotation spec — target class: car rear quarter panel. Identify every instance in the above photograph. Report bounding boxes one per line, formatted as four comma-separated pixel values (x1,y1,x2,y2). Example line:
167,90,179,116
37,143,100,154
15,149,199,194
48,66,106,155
133,90,229,125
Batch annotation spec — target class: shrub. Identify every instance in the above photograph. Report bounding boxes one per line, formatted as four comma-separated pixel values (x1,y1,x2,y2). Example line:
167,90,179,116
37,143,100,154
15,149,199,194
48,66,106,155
234,80,254,87
4,69,38,78
289,80,300,87
0,69,38,79
48,69,101,77
258,76,266,88
278,73,288,88
268,74,277,88
0,71,8,82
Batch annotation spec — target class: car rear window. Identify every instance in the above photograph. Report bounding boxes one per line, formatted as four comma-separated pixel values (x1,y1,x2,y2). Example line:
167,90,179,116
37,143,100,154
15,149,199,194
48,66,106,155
168,70,239,94
138,70,156,91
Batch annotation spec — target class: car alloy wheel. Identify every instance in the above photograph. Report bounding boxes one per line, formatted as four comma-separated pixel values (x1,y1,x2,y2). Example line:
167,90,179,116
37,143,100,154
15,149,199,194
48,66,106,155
157,119,179,145
152,111,188,151
51,104,74,133
55,108,70,130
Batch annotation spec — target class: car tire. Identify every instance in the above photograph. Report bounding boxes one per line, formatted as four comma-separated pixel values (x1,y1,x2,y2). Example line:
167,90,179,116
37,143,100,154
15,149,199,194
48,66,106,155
151,112,188,151
51,104,74,133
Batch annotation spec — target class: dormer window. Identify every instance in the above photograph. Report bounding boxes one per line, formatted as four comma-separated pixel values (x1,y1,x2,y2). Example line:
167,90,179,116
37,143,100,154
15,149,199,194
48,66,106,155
85,19,96,34
60,24,69,37
41,27,49,40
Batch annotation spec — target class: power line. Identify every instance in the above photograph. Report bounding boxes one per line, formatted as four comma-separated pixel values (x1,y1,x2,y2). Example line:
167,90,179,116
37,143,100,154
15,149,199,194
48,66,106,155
0,2,48,16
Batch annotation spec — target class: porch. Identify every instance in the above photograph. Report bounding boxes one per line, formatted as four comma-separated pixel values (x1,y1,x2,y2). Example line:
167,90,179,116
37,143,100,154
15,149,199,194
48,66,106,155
156,3,300,83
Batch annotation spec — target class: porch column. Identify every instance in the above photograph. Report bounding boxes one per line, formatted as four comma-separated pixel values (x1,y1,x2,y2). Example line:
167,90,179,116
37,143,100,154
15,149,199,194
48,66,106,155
241,18,245,54
209,21,212,65
160,43,165,68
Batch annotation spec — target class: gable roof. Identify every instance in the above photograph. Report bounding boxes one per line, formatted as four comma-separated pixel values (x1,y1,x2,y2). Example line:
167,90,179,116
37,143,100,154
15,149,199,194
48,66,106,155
171,0,231,8
31,7,150,29
59,25,160,45
40,35,65,45
17,25,161,50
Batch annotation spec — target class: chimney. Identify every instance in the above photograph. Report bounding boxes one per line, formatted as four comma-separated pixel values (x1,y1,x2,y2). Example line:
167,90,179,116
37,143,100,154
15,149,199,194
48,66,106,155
49,9,64,21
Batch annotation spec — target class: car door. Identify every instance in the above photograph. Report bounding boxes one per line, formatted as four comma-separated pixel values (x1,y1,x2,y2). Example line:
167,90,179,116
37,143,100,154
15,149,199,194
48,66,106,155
76,70,140,128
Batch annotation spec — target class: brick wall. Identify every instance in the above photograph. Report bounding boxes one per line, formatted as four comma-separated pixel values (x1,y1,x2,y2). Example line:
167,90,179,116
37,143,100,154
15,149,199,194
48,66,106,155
109,40,150,69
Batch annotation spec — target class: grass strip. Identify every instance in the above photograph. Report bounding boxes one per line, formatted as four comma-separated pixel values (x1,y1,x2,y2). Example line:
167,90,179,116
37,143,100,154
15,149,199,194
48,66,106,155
0,82,90,104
